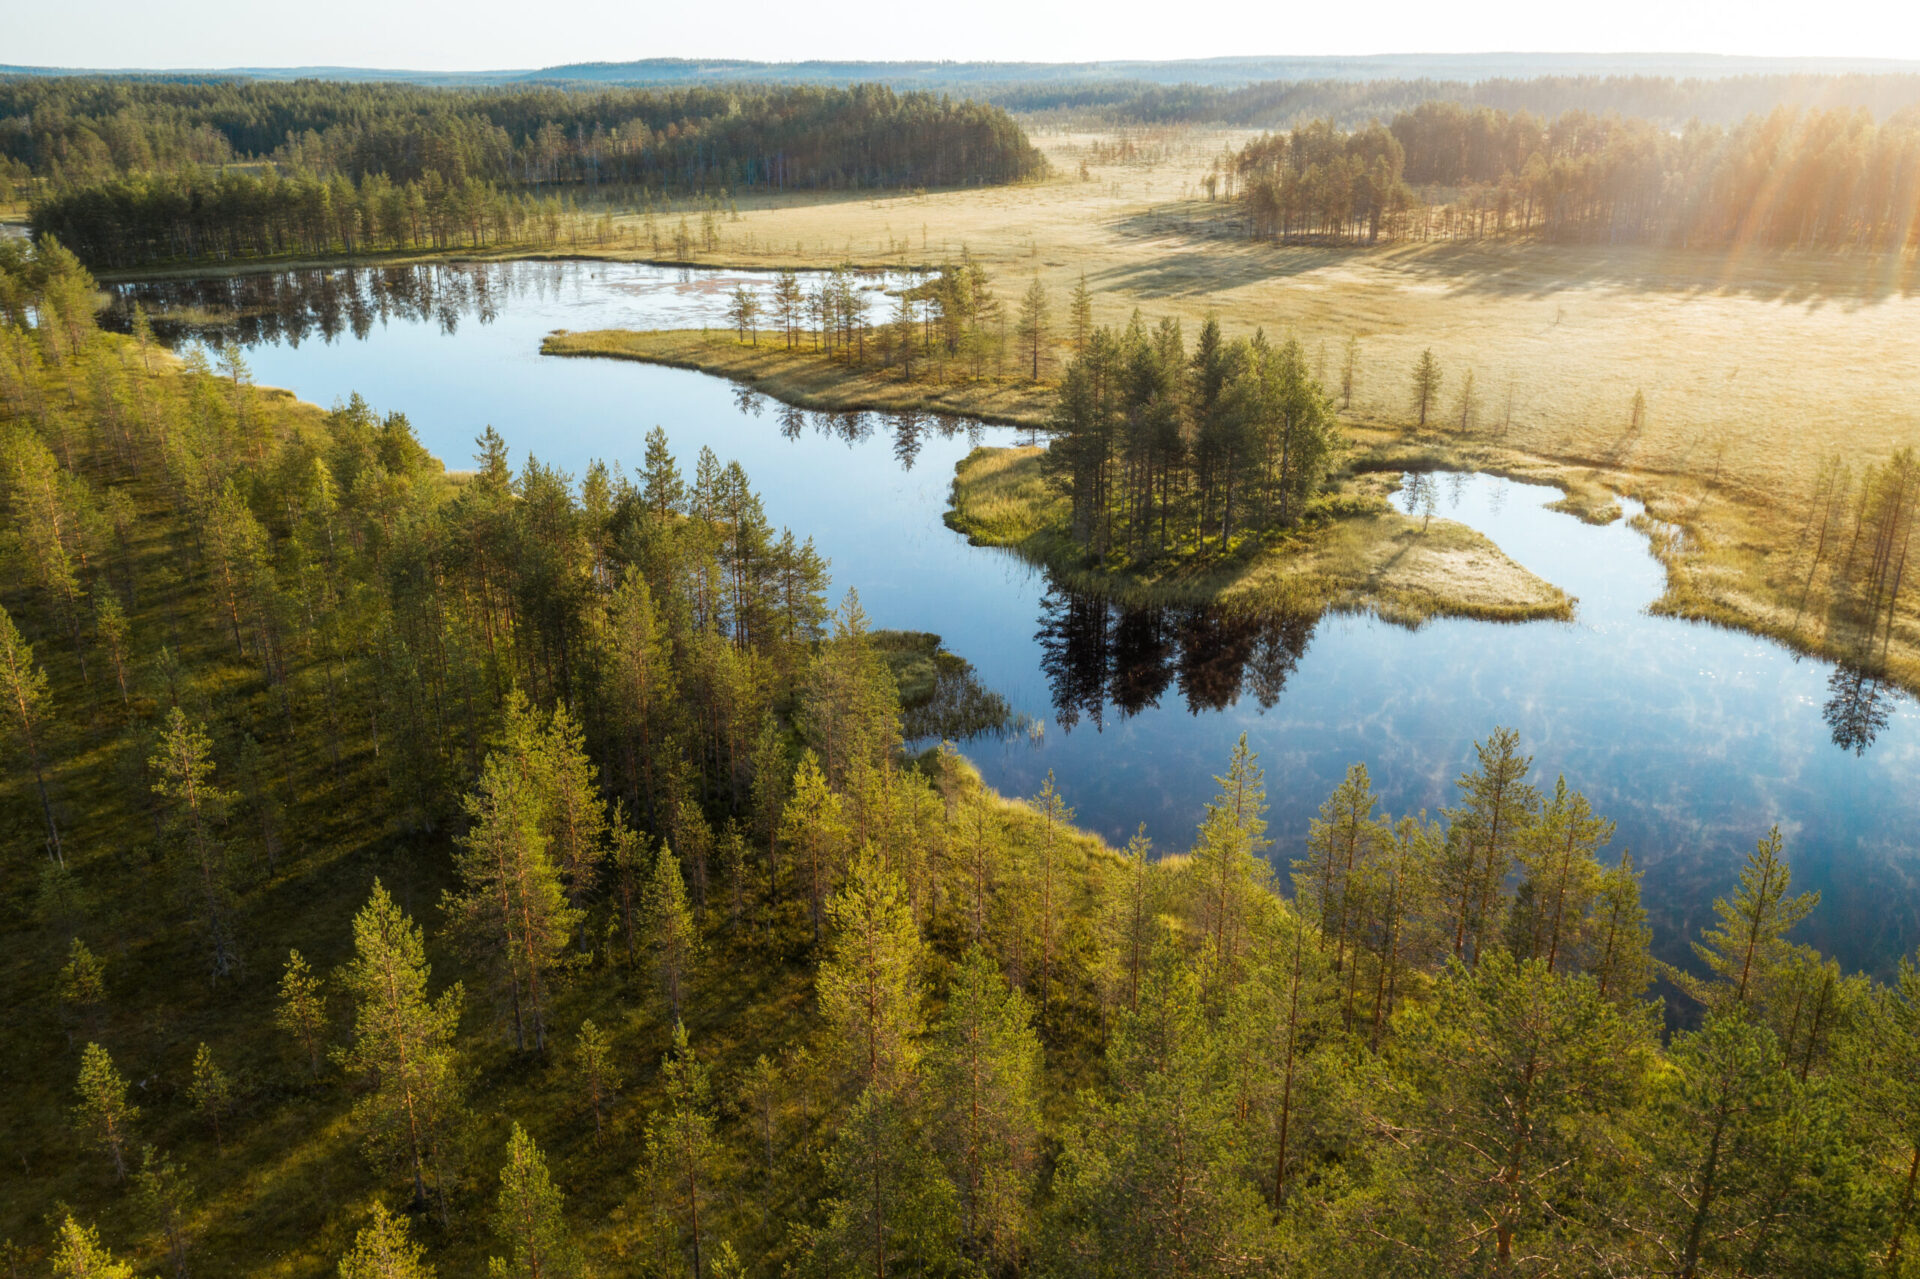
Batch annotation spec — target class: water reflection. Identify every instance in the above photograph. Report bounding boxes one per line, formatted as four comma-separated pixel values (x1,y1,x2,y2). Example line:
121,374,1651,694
1825,664,1905,755
1038,588,1318,730
102,259,915,349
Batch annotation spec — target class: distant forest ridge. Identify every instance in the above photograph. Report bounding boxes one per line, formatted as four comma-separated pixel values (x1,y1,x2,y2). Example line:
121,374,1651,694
7,52,1920,88
10,61,1920,134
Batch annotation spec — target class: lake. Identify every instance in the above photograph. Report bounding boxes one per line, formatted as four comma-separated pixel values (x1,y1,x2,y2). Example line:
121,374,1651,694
108,259,1920,980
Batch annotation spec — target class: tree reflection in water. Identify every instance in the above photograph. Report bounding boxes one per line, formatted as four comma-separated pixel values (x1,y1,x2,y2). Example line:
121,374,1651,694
1823,663,1904,755
1038,583,1318,730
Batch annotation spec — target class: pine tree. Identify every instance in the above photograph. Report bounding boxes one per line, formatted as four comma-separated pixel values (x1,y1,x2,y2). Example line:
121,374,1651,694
739,1053,781,1176
334,881,465,1219
779,750,848,942
276,949,328,1076
1387,952,1649,1269
1677,825,1818,1013
1192,735,1273,1001
1017,276,1051,380
1048,941,1272,1276
1588,851,1655,1003
49,1215,134,1279
1506,776,1613,973
931,946,1043,1268
1068,273,1093,355
1096,826,1156,1021
799,591,901,788
93,591,131,707
1846,952,1920,1272
643,1022,718,1278
489,1123,581,1279
132,1145,195,1278
337,1204,434,1279
1410,347,1443,428
645,840,699,1022
1439,727,1538,965
1628,1013,1809,1279
818,846,925,1096
811,1087,957,1279
57,937,108,1027
189,1043,236,1150
444,702,580,1053
1294,761,1387,975
0,602,61,863
149,707,239,981
73,1041,139,1180
539,702,608,915
1027,771,1072,1014
572,1018,621,1142
1340,333,1359,409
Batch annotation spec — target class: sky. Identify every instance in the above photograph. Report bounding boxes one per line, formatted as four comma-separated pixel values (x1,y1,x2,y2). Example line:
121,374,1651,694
8,0,1920,70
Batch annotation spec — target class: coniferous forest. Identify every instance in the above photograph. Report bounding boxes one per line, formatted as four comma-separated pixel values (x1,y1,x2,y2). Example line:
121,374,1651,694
11,79,1045,267
7,207,1920,1279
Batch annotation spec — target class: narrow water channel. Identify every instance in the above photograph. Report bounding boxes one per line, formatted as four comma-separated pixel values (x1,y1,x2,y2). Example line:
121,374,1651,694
108,260,1920,978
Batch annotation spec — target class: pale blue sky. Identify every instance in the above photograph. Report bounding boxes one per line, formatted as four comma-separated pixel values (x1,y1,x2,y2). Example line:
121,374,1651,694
8,0,1919,70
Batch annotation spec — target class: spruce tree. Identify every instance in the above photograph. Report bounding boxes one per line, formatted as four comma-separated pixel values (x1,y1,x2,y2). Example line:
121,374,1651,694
489,1123,581,1279
73,1042,139,1180
335,881,464,1219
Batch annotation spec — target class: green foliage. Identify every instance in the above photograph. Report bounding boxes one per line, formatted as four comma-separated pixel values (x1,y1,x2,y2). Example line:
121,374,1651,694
49,1214,134,1279
1676,825,1820,1014
276,948,329,1075
334,882,465,1219
488,1124,582,1279
1046,314,1338,560
188,1042,237,1148
642,1022,720,1276
71,1042,138,1182
337,1204,434,1279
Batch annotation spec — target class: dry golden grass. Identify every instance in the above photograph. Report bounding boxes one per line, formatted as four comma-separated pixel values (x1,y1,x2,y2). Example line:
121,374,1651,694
562,128,1920,680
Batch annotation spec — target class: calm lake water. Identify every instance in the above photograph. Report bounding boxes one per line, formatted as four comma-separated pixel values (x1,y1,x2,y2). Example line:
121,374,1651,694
109,260,1920,979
